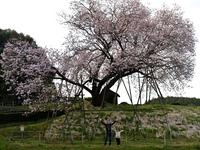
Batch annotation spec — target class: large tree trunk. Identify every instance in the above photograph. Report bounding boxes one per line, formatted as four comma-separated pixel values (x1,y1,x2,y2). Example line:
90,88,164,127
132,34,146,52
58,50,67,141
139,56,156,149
91,80,103,107
91,93,103,107
90,75,118,107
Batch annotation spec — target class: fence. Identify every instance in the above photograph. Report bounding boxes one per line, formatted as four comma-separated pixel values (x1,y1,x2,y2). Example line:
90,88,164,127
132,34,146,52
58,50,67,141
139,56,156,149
1,101,20,107
9,131,43,143
8,130,129,145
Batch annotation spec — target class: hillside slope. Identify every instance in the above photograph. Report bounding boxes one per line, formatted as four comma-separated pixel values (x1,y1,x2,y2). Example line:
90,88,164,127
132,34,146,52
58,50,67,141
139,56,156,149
46,104,200,139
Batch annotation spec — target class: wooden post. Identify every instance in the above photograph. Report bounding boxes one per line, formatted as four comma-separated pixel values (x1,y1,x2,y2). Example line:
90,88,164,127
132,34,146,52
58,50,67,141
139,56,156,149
39,131,41,143
9,131,13,142
21,131,24,142
88,129,91,141
62,129,66,141
164,131,166,145
70,130,74,144
125,131,127,145
82,131,84,145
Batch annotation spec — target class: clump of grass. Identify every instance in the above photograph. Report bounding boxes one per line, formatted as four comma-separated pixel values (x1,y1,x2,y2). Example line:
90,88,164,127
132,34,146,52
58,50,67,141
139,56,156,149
0,137,7,150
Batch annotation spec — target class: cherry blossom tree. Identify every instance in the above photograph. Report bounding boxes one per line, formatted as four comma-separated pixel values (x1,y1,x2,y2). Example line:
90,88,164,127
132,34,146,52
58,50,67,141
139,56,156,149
0,29,36,105
1,0,197,107
1,39,56,109
57,0,196,106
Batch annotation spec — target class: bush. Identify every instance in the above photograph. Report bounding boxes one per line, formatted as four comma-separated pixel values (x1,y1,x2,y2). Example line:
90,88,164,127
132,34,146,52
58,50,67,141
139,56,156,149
119,102,129,105
84,97,92,102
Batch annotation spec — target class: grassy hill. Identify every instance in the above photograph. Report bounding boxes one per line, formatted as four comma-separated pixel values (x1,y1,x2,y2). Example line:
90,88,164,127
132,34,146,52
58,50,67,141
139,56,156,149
1,102,200,150
148,96,200,106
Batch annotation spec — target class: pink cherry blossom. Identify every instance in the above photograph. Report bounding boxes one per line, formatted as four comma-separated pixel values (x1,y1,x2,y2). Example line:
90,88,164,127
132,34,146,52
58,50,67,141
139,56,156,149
1,0,197,108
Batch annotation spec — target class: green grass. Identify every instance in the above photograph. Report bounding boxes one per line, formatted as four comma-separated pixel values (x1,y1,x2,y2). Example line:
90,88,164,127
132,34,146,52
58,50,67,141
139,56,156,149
1,121,200,150
1,137,200,150
1,104,200,149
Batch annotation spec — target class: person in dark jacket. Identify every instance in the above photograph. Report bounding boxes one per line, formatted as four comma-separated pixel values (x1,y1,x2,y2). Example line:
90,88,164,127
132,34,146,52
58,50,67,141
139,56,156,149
100,118,117,145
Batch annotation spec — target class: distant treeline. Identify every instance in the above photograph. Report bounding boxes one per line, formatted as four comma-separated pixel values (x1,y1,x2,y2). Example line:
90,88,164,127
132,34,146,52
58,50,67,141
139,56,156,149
148,96,200,106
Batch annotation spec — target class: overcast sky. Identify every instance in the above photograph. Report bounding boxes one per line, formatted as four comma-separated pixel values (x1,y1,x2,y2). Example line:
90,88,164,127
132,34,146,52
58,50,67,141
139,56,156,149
0,0,199,103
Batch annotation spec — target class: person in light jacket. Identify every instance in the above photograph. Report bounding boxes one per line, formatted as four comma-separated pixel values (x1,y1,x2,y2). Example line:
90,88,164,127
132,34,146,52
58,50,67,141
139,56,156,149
114,128,123,146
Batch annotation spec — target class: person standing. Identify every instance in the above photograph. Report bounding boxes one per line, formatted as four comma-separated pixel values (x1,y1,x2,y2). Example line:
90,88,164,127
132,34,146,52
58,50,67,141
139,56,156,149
100,119,117,146
114,128,123,146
